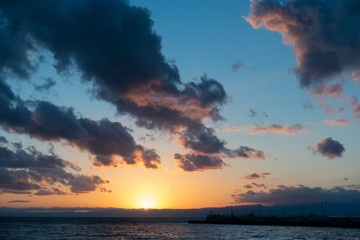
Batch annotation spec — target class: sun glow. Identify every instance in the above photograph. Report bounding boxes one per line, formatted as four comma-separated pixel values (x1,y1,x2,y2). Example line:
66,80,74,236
137,196,156,209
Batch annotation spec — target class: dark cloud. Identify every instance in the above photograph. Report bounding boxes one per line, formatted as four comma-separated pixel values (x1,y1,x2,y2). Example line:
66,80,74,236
251,182,267,189
0,80,160,169
179,124,226,155
174,153,226,172
249,123,305,135
34,188,68,196
232,185,360,205
316,137,345,159
7,200,31,203
0,136,7,144
243,184,253,189
0,0,269,171
247,0,360,88
243,172,271,180
34,78,56,92
225,146,266,159
0,141,110,195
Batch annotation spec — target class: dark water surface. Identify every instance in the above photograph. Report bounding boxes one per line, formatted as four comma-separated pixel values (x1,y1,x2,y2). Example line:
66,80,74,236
1,217,360,239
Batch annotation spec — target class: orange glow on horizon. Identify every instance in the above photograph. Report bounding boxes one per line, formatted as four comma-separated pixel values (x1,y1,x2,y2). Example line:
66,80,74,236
136,194,157,209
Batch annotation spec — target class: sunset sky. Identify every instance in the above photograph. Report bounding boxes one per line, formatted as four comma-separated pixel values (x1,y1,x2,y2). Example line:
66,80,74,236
1,0,360,210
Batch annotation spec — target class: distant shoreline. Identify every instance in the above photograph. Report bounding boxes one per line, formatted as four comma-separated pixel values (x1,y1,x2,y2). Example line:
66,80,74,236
189,215,360,229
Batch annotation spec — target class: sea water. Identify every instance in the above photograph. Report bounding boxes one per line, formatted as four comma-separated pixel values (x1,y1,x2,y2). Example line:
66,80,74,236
1,217,360,239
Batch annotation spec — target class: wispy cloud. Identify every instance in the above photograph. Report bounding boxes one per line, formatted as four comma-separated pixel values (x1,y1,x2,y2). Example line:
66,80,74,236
249,124,304,135
324,119,348,126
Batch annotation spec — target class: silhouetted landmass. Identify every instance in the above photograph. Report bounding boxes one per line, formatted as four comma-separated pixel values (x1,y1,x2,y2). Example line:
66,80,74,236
190,213,360,228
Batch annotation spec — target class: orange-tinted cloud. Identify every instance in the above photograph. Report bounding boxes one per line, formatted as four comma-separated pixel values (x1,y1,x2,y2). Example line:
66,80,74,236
324,119,348,126
249,124,304,135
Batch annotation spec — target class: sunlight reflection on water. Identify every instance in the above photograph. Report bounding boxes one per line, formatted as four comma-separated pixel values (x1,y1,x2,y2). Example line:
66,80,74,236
1,218,360,239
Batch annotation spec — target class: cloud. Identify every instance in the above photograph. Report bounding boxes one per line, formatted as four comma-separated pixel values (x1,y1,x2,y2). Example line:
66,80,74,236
319,103,344,115
232,60,246,72
249,108,257,118
0,80,160,169
224,126,243,132
349,95,360,121
243,172,271,180
310,137,345,159
0,140,110,195
174,153,226,172
249,123,304,135
224,146,266,160
243,184,253,189
0,136,8,144
34,78,56,92
251,182,267,189
311,84,344,99
324,119,348,126
244,182,267,189
232,185,360,205
7,200,31,203
0,0,266,170
351,69,360,84
247,0,360,88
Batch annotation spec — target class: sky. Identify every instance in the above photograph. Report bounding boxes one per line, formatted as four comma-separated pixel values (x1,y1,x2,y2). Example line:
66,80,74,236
0,0,360,211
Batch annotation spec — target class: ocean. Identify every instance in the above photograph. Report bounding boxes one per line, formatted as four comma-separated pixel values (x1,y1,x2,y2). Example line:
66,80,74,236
1,217,360,239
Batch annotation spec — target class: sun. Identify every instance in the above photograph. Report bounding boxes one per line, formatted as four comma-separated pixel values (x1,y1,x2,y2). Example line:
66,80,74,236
137,196,156,209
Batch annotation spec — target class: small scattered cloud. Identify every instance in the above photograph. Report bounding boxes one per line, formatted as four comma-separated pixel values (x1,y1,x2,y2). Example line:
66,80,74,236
7,200,31,203
319,103,344,115
243,172,271,180
174,153,227,172
232,60,246,73
349,95,360,121
34,78,56,92
324,119,348,126
249,108,257,118
307,137,345,159
351,69,360,84
251,182,267,189
224,126,243,132
300,101,314,110
311,84,344,99
249,123,304,135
